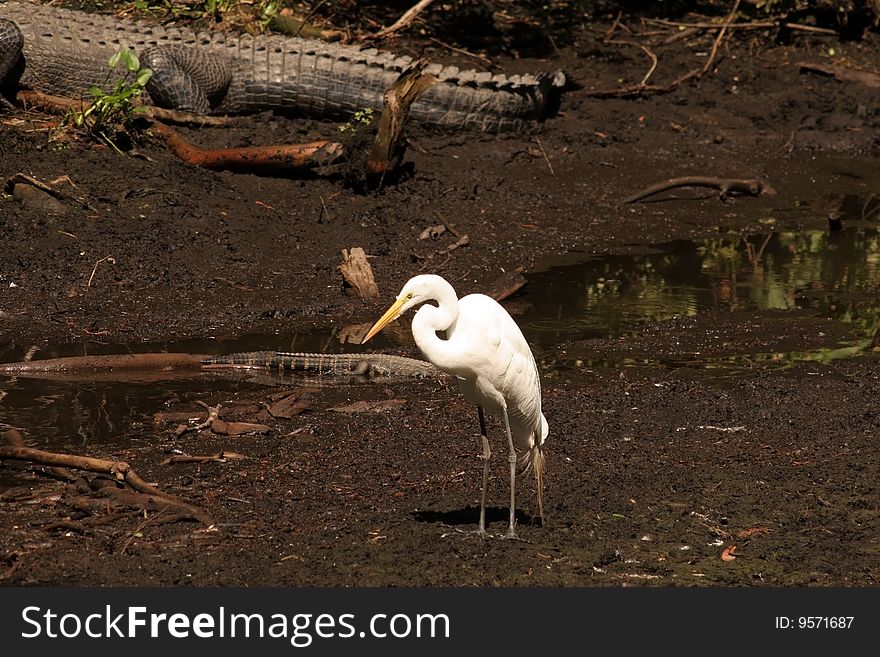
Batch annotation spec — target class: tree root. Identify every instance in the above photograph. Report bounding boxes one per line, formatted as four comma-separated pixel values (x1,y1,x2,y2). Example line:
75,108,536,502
623,176,775,204
0,443,214,526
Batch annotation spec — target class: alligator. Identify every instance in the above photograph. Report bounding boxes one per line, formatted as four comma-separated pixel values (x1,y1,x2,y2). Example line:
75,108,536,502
0,350,441,380
200,350,440,378
0,1,566,131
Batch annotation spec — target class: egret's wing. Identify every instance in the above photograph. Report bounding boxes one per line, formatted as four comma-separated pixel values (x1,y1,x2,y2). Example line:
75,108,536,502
457,295,543,447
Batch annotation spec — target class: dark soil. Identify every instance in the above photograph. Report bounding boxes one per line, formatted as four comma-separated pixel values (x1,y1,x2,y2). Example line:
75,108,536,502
1,1,879,586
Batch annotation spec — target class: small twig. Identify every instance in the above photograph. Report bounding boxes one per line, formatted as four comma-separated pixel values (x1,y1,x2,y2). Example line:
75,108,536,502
782,22,839,36
861,194,880,221
645,18,775,30
161,451,247,465
175,403,221,437
119,511,165,555
605,10,623,39
428,37,493,66
293,0,330,38
638,46,659,86
365,0,435,41
781,127,797,153
534,137,555,176
434,211,461,238
623,176,774,204
703,0,741,75
4,172,96,212
86,255,116,289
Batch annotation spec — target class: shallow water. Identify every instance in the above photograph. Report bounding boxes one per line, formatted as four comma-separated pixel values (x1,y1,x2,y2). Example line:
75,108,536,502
522,224,879,345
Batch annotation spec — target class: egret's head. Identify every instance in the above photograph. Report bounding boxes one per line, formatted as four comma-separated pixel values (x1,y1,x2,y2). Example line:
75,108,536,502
361,275,451,344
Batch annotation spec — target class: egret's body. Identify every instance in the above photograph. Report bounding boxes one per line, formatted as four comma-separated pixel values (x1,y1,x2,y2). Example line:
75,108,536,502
362,274,547,538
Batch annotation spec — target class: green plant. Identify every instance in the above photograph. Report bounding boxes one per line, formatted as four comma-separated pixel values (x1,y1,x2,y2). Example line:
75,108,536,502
257,0,279,29
202,0,239,18
67,48,153,153
338,107,375,133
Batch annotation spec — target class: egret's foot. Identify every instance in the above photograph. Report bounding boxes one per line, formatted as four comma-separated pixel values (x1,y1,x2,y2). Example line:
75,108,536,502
440,524,488,540
502,528,521,541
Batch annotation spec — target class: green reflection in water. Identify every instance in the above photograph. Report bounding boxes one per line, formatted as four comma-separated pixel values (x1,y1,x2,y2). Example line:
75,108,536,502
523,224,880,371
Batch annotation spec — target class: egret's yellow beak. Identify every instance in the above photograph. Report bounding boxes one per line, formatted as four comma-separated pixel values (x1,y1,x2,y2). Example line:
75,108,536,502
362,296,407,344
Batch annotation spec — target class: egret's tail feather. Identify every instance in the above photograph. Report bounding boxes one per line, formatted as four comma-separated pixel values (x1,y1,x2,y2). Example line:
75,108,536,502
532,443,545,525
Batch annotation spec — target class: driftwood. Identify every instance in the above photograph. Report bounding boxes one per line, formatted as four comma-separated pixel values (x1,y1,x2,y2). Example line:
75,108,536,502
366,63,437,187
150,121,344,173
0,443,214,526
339,247,380,302
0,353,206,383
623,176,776,204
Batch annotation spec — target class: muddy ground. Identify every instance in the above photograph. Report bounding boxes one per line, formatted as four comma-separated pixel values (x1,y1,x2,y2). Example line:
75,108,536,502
0,1,879,586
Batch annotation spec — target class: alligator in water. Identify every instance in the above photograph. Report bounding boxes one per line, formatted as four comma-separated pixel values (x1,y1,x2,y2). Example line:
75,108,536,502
0,350,441,380
0,1,566,131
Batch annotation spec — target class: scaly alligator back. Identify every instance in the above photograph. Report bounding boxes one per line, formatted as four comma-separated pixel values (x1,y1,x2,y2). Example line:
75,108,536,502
0,350,439,379
201,351,439,379
0,1,565,131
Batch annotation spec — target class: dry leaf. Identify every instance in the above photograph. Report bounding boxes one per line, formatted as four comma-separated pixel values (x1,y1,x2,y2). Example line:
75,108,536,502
720,545,737,561
735,527,772,539
268,390,314,419
211,419,271,435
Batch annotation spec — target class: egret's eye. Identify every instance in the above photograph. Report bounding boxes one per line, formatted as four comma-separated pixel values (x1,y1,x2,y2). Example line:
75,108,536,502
406,292,413,300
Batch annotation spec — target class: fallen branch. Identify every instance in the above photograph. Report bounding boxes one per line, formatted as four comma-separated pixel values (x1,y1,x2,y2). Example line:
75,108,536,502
0,445,213,525
150,121,344,174
702,0,741,76
175,402,270,437
623,176,775,204
644,17,837,35
0,352,205,377
4,429,77,481
362,0,435,41
4,172,96,212
18,89,343,174
175,402,221,437
161,451,247,465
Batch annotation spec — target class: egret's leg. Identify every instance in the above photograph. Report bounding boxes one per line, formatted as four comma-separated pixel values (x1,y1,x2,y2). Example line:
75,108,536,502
501,407,519,540
477,405,490,537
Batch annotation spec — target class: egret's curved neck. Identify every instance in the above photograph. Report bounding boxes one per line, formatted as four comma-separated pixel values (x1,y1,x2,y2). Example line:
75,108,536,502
410,282,460,372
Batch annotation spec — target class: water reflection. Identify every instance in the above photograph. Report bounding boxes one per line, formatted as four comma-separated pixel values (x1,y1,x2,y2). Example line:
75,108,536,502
0,375,269,449
521,226,880,347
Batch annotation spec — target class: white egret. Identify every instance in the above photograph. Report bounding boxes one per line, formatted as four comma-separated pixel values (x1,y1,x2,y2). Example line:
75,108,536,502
362,274,548,539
